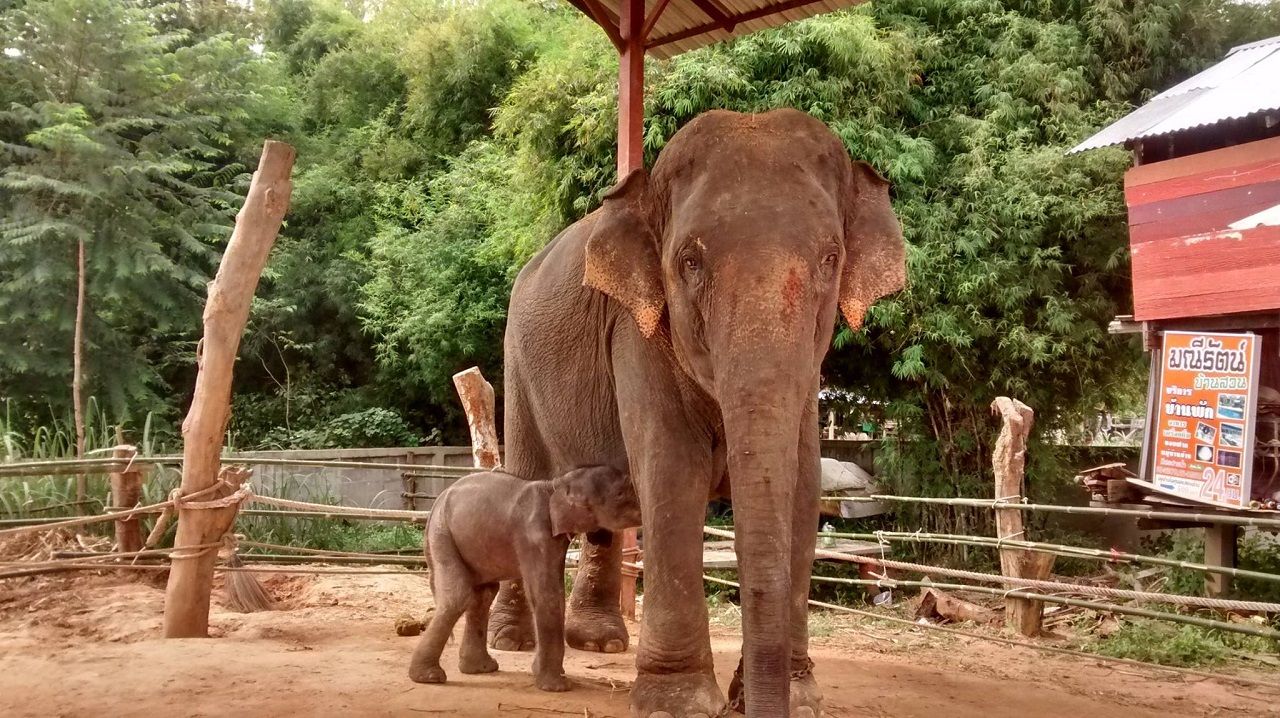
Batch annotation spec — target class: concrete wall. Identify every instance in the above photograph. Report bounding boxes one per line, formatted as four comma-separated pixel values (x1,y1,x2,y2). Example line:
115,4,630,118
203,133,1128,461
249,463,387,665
230,446,477,510
233,441,1143,519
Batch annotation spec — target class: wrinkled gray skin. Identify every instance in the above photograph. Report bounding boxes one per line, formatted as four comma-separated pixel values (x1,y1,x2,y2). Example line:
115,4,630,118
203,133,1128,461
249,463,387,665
492,109,906,718
408,466,640,691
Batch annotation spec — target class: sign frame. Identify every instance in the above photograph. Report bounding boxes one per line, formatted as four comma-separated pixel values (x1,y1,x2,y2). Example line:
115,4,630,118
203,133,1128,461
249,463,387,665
1144,330,1260,509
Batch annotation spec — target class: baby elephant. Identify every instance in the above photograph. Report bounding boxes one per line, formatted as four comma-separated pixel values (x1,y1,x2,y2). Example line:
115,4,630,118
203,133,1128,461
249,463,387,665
408,465,640,691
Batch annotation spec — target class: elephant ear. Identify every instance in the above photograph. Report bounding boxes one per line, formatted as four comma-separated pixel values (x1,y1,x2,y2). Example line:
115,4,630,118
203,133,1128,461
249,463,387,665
550,483,596,538
582,169,664,338
840,161,906,330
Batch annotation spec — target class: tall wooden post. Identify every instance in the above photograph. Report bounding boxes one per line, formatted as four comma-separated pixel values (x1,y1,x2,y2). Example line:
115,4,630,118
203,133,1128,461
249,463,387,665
108,444,143,554
991,397,1054,637
452,367,501,470
164,141,295,638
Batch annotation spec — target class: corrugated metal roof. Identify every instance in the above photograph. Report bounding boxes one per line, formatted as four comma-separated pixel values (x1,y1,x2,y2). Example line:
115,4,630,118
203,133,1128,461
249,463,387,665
1070,34,1280,154
571,0,869,61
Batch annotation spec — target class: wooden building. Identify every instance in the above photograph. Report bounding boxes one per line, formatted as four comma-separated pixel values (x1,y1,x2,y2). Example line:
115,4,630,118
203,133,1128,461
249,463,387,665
1073,34,1280,593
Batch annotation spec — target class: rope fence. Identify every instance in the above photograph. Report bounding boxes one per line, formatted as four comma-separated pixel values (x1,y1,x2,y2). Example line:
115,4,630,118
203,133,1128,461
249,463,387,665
829,529,1280,585
824,494,1280,529
0,453,476,479
701,574,1280,691
3,449,1278,689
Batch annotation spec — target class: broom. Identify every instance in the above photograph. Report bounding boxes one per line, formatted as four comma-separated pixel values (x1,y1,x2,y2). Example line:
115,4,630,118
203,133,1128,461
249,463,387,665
221,534,275,613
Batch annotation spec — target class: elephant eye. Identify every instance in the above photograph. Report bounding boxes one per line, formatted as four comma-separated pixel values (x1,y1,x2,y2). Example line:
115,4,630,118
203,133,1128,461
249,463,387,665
822,251,839,266
682,255,701,273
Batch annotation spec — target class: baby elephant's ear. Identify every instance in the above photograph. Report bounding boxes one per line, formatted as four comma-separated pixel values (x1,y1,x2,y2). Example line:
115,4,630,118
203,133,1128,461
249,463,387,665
550,486,594,538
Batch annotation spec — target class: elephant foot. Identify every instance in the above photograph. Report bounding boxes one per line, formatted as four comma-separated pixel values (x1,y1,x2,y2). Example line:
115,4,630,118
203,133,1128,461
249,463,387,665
630,671,724,718
726,657,823,717
565,606,628,653
488,583,536,652
408,664,447,684
535,673,572,692
458,650,499,675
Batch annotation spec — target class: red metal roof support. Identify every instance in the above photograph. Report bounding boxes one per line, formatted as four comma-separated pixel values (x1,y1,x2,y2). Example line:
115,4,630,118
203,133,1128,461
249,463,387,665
617,0,646,178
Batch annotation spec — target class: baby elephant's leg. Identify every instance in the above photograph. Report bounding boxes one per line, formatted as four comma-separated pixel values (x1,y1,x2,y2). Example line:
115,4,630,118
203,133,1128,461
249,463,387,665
459,582,500,674
524,547,570,692
409,547,472,684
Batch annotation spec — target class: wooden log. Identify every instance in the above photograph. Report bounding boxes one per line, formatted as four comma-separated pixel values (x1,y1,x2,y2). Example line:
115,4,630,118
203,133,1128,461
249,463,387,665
163,140,295,638
108,444,143,554
1204,524,1238,598
452,367,500,470
916,587,999,625
991,397,1054,637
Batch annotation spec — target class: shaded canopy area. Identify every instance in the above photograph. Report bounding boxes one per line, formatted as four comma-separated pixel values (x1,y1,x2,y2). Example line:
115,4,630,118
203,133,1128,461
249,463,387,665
569,0,869,59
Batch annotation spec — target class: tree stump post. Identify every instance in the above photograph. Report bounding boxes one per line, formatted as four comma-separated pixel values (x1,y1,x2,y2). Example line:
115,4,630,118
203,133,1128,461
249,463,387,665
163,140,295,638
991,397,1053,637
108,444,143,555
452,367,500,470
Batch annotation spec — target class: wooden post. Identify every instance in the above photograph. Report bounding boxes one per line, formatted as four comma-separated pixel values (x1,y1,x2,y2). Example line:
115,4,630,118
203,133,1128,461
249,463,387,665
1204,524,1238,597
991,397,1054,637
108,444,143,554
163,140,295,638
452,367,500,470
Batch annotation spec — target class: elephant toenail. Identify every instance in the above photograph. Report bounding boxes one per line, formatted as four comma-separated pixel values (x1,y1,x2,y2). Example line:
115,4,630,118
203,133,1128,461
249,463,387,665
603,639,625,653
649,713,674,718
583,641,599,651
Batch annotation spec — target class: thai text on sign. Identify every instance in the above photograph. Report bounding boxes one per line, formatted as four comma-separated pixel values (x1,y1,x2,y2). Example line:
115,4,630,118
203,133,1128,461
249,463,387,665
1151,331,1259,509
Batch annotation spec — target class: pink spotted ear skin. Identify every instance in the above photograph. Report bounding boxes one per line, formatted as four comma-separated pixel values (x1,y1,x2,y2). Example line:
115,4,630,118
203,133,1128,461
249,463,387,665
839,161,906,331
582,169,665,339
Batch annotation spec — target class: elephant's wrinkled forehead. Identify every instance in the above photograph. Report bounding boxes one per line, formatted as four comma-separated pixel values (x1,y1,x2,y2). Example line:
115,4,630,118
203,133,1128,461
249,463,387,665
654,111,847,247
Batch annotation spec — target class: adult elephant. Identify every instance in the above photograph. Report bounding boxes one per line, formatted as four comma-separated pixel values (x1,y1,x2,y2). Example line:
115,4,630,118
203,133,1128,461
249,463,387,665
491,109,905,717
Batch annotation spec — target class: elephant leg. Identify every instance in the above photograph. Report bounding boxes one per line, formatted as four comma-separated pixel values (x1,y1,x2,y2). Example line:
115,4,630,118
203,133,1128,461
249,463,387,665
488,580,537,651
626,448,723,715
565,529,629,653
460,583,500,674
726,394,823,717
525,549,571,692
409,574,471,684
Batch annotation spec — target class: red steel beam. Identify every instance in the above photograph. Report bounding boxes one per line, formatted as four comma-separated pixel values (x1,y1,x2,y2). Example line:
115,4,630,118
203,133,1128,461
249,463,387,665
617,0,645,178
689,0,736,32
648,0,852,49
571,0,624,52
641,0,675,41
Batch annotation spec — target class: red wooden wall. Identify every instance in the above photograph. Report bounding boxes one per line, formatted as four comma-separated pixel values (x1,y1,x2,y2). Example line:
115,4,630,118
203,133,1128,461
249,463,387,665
1124,135,1280,321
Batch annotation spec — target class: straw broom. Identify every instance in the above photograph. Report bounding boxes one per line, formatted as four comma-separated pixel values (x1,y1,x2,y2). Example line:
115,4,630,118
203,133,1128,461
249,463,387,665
221,537,275,613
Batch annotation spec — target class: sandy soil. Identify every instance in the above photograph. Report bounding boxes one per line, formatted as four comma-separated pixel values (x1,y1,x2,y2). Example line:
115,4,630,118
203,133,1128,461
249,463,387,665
0,567,1276,718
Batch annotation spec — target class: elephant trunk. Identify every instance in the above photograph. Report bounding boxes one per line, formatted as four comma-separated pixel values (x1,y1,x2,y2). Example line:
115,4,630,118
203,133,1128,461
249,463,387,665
719,366,805,718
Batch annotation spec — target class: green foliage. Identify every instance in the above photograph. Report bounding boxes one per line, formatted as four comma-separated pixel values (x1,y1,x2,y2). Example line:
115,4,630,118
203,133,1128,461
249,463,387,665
1087,617,1278,667
1145,530,1280,603
0,0,289,426
7,0,1280,518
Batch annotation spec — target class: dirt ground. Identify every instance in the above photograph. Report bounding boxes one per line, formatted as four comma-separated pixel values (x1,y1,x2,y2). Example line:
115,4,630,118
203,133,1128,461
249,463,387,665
0,567,1276,718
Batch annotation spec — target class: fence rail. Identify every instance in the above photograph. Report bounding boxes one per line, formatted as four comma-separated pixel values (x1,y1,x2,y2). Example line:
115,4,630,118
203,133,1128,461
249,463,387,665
826,494,1280,529
3,426,1278,688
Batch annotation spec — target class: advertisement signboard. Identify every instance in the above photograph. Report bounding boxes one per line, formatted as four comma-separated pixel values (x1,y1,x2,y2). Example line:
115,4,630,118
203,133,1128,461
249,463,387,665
1149,331,1259,509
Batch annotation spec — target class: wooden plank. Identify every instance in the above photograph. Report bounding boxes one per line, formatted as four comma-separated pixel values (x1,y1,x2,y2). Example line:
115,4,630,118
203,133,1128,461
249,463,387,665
1125,157,1280,207
1130,201,1280,244
1127,180,1280,230
1125,136,1280,189
1131,226,1280,320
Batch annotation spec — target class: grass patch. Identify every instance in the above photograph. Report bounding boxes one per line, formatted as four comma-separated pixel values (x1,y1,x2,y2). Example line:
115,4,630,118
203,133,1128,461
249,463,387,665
1081,617,1280,667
